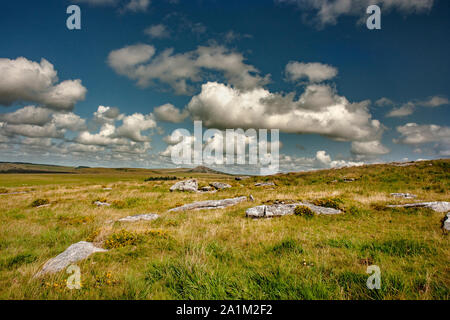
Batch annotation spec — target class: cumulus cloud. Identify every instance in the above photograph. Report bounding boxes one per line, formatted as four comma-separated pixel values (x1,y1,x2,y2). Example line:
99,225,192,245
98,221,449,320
123,0,150,12
351,140,390,156
285,61,337,82
144,24,170,39
187,81,383,142
276,0,435,27
115,113,156,142
0,106,52,125
385,95,448,117
0,57,87,110
107,44,269,94
154,103,188,123
395,123,450,145
93,105,122,124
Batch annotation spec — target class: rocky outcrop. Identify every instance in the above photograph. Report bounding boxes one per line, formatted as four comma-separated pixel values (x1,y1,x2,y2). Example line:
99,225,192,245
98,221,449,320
246,202,342,218
210,182,231,190
169,196,247,212
34,241,107,277
118,213,159,222
387,201,450,213
390,193,417,199
170,179,198,192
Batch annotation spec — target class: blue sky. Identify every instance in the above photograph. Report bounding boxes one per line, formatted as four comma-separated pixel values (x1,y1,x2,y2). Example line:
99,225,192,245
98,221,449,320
0,0,449,173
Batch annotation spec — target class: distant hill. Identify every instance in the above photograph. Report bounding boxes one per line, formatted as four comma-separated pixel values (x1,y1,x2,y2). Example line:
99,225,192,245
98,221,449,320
0,162,230,175
186,166,224,174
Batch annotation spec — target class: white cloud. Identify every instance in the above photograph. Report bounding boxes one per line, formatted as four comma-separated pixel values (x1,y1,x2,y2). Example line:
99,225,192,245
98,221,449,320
93,105,122,124
187,81,383,142
115,113,156,142
375,97,395,107
144,24,170,39
386,103,414,117
285,61,337,82
52,113,86,131
0,106,52,125
395,123,450,145
351,140,390,155
276,0,435,27
154,103,188,123
123,0,150,12
107,44,269,94
385,95,448,117
0,57,86,110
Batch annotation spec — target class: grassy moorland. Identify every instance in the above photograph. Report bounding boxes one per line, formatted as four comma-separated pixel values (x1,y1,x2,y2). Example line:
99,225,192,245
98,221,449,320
0,160,448,300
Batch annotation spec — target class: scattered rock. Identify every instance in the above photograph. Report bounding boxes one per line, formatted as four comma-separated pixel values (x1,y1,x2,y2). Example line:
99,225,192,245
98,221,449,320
118,213,159,222
36,204,51,209
390,193,417,199
249,195,255,201
254,182,275,187
442,213,450,231
235,176,250,181
170,179,198,192
387,201,450,213
34,241,107,277
246,202,342,218
169,196,247,212
94,201,111,207
343,178,356,182
200,186,215,192
103,188,112,191
210,182,231,190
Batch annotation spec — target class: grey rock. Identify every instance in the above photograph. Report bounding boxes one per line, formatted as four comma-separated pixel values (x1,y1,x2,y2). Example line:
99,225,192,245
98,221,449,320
249,195,255,201
34,241,107,277
246,202,342,218
170,179,198,192
235,176,251,181
118,213,159,222
103,188,112,191
169,196,247,212
343,178,356,182
254,182,275,187
443,213,450,231
94,201,111,207
387,201,450,213
210,182,232,190
390,193,417,199
200,186,215,192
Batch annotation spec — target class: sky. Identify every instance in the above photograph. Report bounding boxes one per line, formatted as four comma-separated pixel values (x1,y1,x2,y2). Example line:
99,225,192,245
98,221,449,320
0,0,449,174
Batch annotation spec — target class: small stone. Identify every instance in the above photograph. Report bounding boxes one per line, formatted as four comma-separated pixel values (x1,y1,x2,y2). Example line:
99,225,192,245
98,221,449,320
170,179,198,192
94,201,111,207
34,241,107,277
210,182,232,190
442,213,450,231
249,195,255,201
118,213,159,222
390,193,417,199
235,176,250,181
254,182,275,187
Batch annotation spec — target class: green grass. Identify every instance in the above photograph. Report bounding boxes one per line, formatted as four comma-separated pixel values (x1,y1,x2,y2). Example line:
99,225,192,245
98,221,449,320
0,159,448,300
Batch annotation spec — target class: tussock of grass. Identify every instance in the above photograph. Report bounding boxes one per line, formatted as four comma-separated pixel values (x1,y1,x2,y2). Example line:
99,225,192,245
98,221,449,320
31,198,49,207
294,205,315,218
